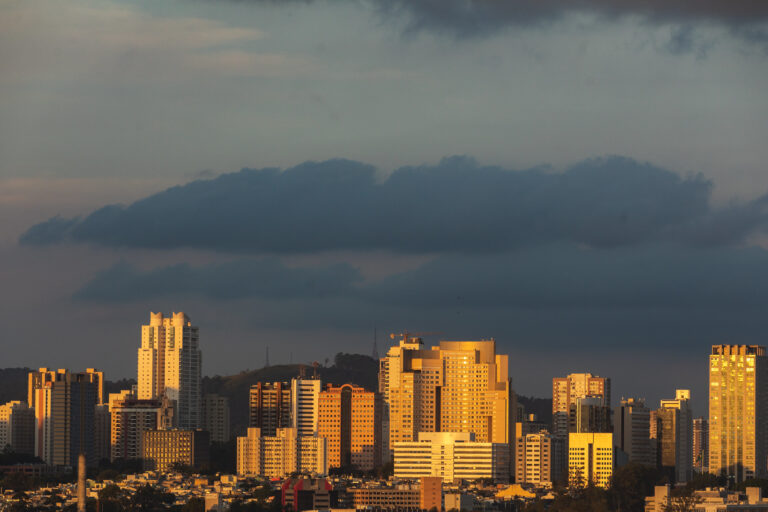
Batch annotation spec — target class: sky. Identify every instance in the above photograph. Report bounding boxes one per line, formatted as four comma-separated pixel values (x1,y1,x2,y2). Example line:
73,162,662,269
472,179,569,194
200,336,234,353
2,0,768,414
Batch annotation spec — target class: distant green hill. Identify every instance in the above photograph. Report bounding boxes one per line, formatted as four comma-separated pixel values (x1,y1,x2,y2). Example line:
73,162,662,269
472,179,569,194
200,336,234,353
0,355,553,438
203,352,379,436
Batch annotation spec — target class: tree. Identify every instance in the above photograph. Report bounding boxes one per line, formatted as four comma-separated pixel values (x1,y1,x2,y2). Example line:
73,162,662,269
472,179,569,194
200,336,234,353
181,497,205,512
609,463,666,512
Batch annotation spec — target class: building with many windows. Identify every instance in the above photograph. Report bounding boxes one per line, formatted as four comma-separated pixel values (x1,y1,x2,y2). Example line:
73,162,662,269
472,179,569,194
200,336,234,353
137,312,202,430
394,432,510,482
249,382,292,437
27,368,102,467
108,390,162,461
318,383,381,470
515,430,564,487
380,336,515,462
0,401,35,456
142,429,210,472
568,432,614,488
709,345,768,482
653,389,693,483
291,377,321,437
693,417,709,474
552,373,610,438
236,427,327,478
613,398,654,466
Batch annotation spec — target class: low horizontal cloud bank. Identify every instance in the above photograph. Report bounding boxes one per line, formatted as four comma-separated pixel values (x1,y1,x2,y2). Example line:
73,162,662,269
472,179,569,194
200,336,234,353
76,244,768,312
74,258,361,302
22,155,768,254
232,0,768,40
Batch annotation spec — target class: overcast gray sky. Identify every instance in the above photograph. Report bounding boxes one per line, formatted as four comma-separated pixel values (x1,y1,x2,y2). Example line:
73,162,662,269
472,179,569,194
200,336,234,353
2,0,768,412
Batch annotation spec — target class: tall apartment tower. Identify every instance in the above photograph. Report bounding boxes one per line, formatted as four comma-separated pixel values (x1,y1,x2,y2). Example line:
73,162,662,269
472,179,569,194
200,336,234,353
249,382,292,437
137,312,202,429
380,336,515,455
692,417,709,474
569,396,612,434
709,345,768,482
552,373,610,438
318,383,381,470
613,398,654,466
27,368,101,467
291,377,322,437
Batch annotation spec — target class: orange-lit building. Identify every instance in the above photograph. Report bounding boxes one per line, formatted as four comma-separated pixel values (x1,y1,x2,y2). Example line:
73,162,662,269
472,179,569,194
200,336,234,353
318,383,381,470
380,337,515,459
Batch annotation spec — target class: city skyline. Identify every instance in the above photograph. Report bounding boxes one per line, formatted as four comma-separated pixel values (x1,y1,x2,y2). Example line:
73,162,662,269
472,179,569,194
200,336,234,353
2,0,768,422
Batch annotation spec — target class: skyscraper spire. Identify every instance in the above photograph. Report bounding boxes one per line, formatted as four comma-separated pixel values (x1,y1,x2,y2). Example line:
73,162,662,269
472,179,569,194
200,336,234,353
372,328,379,360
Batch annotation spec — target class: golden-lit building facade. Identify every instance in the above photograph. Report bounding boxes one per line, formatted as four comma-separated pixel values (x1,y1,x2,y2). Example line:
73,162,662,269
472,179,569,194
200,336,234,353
568,432,613,488
318,384,381,470
709,345,768,482
380,337,515,458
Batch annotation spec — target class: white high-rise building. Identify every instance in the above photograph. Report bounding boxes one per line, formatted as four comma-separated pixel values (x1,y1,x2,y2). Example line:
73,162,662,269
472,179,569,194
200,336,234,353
137,312,202,429
291,377,321,437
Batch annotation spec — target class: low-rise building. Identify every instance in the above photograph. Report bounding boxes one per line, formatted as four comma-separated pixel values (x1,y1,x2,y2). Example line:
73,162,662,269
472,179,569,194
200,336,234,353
237,427,327,478
142,429,210,472
282,478,337,512
568,432,613,488
394,432,510,482
645,485,768,512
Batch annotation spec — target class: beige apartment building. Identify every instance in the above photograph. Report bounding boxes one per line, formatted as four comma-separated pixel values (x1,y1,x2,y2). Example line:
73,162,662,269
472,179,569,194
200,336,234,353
380,336,515,460
236,427,327,478
568,432,613,488
318,383,381,470
137,312,202,430
552,373,610,438
394,432,511,482
515,430,564,487
709,345,768,482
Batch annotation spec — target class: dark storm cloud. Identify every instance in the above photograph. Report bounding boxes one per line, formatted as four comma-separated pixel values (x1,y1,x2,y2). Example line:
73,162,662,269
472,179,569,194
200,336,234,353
229,0,768,38
74,243,768,334
74,258,362,302
24,155,758,254
364,244,768,310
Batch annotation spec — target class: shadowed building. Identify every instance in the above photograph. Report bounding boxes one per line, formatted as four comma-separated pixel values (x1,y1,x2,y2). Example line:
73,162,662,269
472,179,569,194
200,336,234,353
28,368,101,467
249,382,291,437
